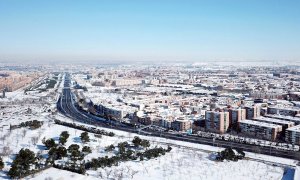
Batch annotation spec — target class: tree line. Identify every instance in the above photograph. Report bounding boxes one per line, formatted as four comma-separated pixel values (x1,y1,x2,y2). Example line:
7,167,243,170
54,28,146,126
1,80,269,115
10,120,43,130
54,119,115,137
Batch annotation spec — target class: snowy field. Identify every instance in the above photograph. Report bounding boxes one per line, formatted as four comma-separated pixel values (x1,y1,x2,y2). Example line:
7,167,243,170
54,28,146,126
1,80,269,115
0,109,297,180
25,167,94,180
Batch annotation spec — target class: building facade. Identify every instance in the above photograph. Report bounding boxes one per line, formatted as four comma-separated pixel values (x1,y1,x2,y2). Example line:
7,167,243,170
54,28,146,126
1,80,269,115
205,111,230,134
285,125,300,145
245,105,261,119
239,119,282,141
229,108,246,125
171,118,192,132
267,106,300,117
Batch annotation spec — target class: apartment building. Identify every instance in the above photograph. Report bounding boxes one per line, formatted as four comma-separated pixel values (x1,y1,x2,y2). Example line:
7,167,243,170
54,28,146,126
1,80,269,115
160,118,174,129
97,104,131,120
267,106,300,116
265,114,300,125
285,125,300,145
228,108,246,125
171,118,192,132
112,79,143,86
253,116,294,132
205,111,230,134
250,91,284,99
131,113,156,125
245,105,261,119
239,119,282,141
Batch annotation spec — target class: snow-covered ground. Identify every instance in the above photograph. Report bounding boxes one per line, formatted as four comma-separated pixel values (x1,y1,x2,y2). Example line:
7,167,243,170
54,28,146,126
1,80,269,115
295,166,300,180
26,167,95,180
0,109,297,179
0,80,298,179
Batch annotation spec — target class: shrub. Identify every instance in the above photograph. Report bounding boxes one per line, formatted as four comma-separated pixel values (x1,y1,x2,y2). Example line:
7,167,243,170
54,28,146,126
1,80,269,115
105,144,115,152
80,132,90,143
48,146,67,160
132,136,150,149
82,146,92,154
84,143,171,171
53,163,86,175
117,142,129,154
132,136,142,147
108,132,115,137
68,144,83,162
18,120,43,130
59,131,70,145
0,157,4,170
68,144,80,153
166,146,172,152
140,139,150,149
216,147,245,161
43,138,56,150
8,149,36,178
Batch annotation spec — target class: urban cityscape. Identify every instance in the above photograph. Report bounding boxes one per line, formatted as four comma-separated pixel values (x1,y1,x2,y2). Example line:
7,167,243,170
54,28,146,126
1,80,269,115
1,1,300,180
0,63,299,179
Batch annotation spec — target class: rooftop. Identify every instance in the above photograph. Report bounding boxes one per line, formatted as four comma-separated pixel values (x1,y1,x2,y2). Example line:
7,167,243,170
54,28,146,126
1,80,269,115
268,105,300,111
265,114,300,123
286,125,300,133
240,119,282,129
253,117,295,125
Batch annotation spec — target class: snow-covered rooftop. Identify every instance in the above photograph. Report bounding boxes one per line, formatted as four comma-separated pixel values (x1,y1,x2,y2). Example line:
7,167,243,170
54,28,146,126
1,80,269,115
240,119,282,129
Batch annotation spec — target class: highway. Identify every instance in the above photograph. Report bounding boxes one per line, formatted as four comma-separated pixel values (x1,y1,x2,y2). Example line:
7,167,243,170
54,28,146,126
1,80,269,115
57,73,300,161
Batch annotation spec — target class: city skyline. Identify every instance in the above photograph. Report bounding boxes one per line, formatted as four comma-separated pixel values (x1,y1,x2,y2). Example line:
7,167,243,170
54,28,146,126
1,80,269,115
0,0,299,62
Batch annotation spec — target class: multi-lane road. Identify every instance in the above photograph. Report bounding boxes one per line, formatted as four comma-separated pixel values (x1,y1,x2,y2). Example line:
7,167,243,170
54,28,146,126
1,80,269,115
57,74,300,161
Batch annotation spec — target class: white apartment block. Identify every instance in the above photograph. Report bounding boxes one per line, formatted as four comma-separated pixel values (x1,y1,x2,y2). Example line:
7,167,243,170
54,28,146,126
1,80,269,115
240,119,282,141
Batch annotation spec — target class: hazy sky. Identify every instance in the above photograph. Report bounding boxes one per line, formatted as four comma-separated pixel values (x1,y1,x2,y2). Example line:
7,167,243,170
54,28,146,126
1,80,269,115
0,0,299,63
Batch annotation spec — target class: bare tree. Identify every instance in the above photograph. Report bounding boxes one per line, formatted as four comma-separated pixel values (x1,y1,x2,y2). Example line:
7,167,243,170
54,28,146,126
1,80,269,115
105,169,113,179
143,166,149,174
131,170,139,179
31,136,39,145
22,128,27,138
1,146,12,156
113,169,124,180
177,158,183,167
117,171,124,180
97,171,103,179
38,129,43,137
0,135,5,144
